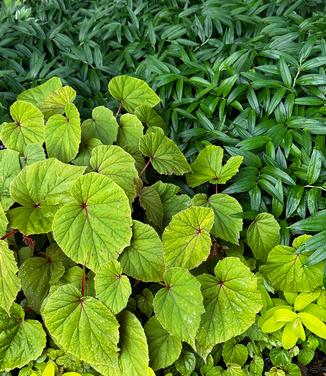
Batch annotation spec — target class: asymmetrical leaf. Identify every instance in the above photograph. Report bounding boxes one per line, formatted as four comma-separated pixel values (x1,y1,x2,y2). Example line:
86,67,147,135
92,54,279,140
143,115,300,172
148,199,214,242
0,205,8,238
45,103,81,163
196,257,262,359
95,260,131,314
18,255,65,313
260,236,324,292
0,304,46,372
0,149,21,210
109,75,160,113
17,77,76,118
144,316,182,371
41,284,119,372
153,267,204,347
117,311,149,376
186,145,243,187
53,173,132,271
20,144,46,167
117,114,144,148
140,128,190,175
8,158,85,234
134,105,167,133
90,145,138,202
162,206,214,269
119,220,164,282
196,194,243,244
0,240,20,313
222,340,248,366
139,186,164,229
1,101,44,153
247,213,280,262
73,138,103,167
81,106,118,145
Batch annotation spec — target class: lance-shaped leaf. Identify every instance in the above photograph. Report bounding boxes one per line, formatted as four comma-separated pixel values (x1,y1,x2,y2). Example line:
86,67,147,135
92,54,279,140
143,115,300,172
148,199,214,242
95,260,131,314
140,128,190,175
260,235,324,292
186,145,243,188
90,145,138,202
81,106,118,145
163,206,214,269
134,105,167,133
41,284,119,372
18,77,76,119
1,101,44,153
18,250,65,313
45,103,81,163
0,149,21,210
144,316,182,371
247,213,280,262
0,240,20,313
196,257,262,359
117,114,144,148
20,144,46,167
0,304,46,372
153,267,204,347
8,158,85,235
193,194,243,244
109,75,160,113
119,220,164,282
53,173,132,271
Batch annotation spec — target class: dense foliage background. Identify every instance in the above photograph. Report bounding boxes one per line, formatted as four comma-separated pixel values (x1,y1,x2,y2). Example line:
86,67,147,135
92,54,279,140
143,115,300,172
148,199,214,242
0,0,325,375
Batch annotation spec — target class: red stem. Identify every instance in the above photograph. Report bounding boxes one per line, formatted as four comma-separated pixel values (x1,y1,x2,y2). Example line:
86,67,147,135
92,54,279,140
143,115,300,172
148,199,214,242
140,159,151,177
1,229,18,240
215,184,218,194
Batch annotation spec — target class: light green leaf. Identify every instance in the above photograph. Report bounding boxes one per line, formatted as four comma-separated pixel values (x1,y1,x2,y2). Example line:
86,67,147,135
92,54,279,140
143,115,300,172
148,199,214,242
1,101,44,153
117,114,144,148
294,291,321,311
95,260,131,314
282,321,299,349
119,220,164,282
205,194,243,244
249,356,264,376
298,312,326,339
222,339,248,367
8,158,85,234
247,213,280,262
109,75,160,113
186,145,243,187
45,103,81,163
153,267,204,347
52,173,132,271
0,204,8,238
260,236,324,292
20,144,46,167
18,253,65,313
136,288,154,318
17,77,76,119
175,351,196,376
262,316,287,333
140,128,190,175
0,149,21,210
81,106,118,145
274,308,297,322
134,105,167,133
0,240,20,313
139,186,164,229
41,284,119,373
90,145,138,202
116,311,149,376
162,206,214,269
144,316,182,371
196,257,262,359
151,181,191,228
0,304,46,372
72,138,103,167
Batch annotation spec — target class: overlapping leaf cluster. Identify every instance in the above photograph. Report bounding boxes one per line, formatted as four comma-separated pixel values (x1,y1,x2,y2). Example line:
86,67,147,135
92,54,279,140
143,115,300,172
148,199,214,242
0,75,325,376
